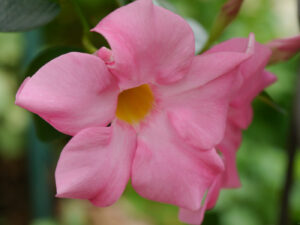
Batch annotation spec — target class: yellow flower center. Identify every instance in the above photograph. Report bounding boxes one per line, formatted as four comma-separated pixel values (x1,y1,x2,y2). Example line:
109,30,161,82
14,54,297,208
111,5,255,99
116,84,154,124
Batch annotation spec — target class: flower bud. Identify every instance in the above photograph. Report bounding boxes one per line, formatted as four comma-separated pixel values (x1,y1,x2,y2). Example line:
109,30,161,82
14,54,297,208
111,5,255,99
267,35,300,64
202,0,243,51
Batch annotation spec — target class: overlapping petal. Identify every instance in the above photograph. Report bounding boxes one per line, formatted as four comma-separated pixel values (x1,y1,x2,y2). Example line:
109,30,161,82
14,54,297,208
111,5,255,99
179,176,222,225
153,51,250,97
206,35,274,106
160,71,241,150
179,124,242,225
132,112,224,210
231,70,277,108
151,36,253,150
92,0,195,89
211,37,277,187
178,122,242,225
206,35,271,79
16,52,119,136
178,124,242,224
218,123,242,188
177,36,277,224
55,121,136,206
220,71,276,187
228,74,264,129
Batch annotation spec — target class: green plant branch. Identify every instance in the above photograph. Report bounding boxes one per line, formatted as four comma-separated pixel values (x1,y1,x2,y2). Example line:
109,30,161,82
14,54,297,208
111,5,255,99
69,0,97,53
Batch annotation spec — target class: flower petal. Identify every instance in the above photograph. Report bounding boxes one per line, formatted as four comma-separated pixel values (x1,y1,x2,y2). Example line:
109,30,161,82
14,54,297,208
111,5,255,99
204,35,276,108
231,70,277,108
228,104,253,129
227,70,276,131
218,123,242,188
96,47,114,65
179,123,243,225
219,71,276,187
153,51,250,97
206,35,274,104
92,0,195,89
131,112,224,210
179,176,222,225
55,121,136,207
16,52,119,136
206,35,272,94
164,72,240,150
151,37,254,150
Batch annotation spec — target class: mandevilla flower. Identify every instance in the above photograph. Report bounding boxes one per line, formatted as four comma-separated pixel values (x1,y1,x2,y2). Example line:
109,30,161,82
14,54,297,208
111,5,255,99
179,34,277,224
15,0,275,224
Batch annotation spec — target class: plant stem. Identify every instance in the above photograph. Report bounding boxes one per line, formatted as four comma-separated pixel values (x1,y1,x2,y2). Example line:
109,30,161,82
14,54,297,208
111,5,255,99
278,116,297,225
279,3,300,224
69,0,97,53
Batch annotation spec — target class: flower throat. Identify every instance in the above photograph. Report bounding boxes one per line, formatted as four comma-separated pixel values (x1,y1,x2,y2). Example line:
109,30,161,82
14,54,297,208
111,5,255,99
116,84,154,124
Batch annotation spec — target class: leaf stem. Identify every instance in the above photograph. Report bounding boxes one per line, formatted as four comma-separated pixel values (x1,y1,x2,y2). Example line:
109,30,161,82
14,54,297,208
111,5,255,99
278,84,298,225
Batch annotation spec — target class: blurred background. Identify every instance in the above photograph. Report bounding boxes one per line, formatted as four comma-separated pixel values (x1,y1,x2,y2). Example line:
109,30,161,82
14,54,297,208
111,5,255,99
0,0,299,224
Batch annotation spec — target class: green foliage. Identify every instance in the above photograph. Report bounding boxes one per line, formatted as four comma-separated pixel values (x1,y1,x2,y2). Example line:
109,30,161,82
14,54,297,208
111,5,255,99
257,91,286,115
32,114,66,142
116,0,134,6
31,219,58,225
0,0,60,32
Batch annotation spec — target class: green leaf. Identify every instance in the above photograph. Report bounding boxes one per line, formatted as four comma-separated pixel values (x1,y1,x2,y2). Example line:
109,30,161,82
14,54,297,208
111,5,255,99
115,0,133,6
0,0,60,32
257,91,287,115
33,114,66,142
25,46,82,142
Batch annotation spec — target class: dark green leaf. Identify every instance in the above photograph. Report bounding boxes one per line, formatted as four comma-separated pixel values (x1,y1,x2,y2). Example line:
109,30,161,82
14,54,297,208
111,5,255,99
115,0,133,6
257,91,287,115
32,114,67,142
0,0,60,32
25,46,82,142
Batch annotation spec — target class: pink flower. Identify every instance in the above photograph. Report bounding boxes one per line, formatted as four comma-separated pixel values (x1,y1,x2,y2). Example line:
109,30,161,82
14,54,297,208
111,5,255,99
179,34,277,225
16,0,256,222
